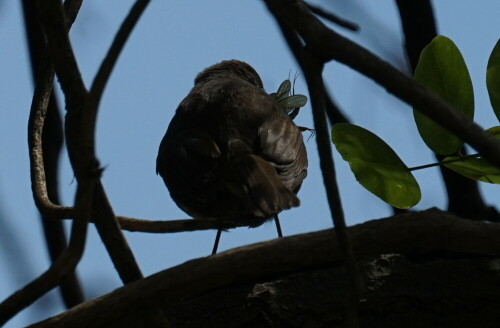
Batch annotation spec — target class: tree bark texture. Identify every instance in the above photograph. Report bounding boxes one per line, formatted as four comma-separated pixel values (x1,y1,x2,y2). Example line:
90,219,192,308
29,209,500,327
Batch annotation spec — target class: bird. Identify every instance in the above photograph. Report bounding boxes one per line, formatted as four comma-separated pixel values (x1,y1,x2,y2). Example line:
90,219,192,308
156,60,308,254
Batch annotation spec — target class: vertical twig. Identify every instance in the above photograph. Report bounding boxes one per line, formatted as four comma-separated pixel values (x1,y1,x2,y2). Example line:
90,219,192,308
264,1,362,325
302,55,362,327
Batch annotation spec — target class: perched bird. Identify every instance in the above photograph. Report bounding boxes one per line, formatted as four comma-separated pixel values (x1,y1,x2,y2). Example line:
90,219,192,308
156,60,308,253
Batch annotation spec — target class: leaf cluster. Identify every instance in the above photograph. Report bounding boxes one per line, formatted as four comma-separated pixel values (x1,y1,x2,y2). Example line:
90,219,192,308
332,36,500,208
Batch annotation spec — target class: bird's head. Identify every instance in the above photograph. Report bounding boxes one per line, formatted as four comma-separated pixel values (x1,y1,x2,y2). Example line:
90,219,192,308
194,60,263,88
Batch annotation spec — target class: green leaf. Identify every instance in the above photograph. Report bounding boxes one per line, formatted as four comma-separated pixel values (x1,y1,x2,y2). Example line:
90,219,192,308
443,126,500,184
277,95,308,110
331,123,421,208
443,156,500,184
486,125,500,138
487,39,500,121
413,35,474,155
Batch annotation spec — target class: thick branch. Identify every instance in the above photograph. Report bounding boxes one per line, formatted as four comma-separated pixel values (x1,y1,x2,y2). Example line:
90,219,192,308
263,0,500,168
28,209,500,328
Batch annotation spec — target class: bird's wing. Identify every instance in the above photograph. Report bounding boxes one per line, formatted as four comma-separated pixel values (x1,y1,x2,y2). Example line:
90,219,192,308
258,115,308,193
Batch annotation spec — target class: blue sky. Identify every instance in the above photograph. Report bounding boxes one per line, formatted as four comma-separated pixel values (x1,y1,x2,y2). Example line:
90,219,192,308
1,1,499,326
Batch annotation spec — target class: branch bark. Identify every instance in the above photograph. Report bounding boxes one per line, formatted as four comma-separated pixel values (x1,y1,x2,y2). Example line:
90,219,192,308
27,209,500,328
22,0,84,307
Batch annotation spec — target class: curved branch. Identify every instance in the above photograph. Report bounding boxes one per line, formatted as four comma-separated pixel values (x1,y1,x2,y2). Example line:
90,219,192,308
0,199,88,326
25,0,85,308
38,0,149,289
89,0,150,109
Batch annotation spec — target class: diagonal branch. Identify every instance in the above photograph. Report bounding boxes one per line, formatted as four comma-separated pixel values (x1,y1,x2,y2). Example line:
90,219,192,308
89,0,150,108
395,0,499,222
0,191,88,327
304,2,359,31
263,0,500,168
271,12,350,124
301,55,362,327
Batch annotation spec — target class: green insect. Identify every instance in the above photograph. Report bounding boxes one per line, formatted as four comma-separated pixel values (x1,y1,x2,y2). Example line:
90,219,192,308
270,77,308,120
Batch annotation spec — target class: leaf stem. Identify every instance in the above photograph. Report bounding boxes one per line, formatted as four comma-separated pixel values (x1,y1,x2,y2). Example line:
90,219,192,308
408,153,481,171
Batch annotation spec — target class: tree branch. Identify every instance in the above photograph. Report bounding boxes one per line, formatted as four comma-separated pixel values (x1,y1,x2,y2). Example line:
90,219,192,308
0,192,88,326
24,0,85,308
38,0,147,286
27,209,500,328
37,1,170,325
301,55,361,327
271,12,350,124
304,2,359,31
395,0,499,222
89,0,150,109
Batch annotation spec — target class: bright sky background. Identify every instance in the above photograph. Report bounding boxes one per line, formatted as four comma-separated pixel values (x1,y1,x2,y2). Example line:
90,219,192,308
1,1,499,326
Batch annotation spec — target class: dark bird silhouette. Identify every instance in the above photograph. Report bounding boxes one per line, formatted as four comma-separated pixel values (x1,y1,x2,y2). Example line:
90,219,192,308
156,60,308,253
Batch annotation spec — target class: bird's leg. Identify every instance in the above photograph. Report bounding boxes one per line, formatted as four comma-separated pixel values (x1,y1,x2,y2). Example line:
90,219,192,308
211,228,222,255
274,214,283,238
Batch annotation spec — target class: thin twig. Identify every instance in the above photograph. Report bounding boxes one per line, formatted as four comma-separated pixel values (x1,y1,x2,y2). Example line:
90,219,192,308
89,0,150,108
408,153,482,171
271,12,350,124
92,182,144,283
0,191,88,326
302,56,361,327
266,2,362,325
305,2,359,31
